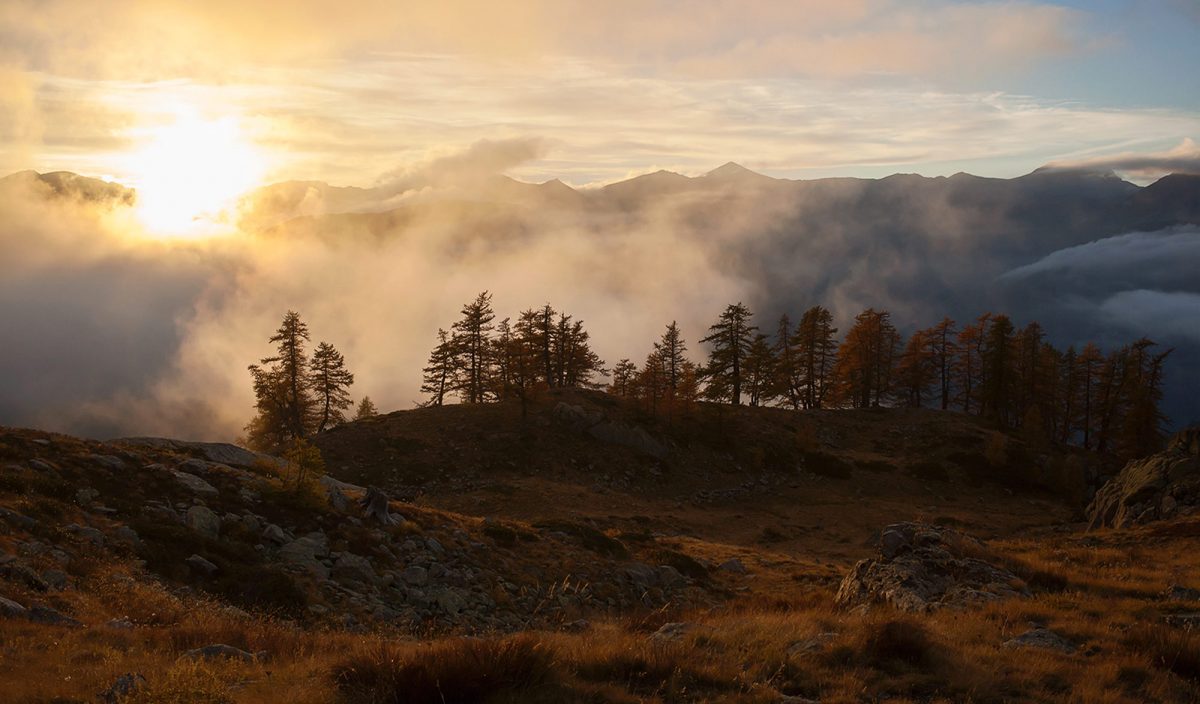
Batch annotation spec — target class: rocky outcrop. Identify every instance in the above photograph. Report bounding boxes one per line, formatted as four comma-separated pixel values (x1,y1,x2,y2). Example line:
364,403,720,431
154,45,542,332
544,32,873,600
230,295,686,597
1087,427,1200,529
553,402,668,459
835,522,1027,612
115,437,283,470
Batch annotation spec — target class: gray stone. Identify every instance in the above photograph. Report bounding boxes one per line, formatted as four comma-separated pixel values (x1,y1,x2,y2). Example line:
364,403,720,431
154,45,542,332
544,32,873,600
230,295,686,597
333,553,377,585
75,487,100,504
105,618,135,629
27,605,83,627
182,644,261,663
27,459,56,472
1004,627,1077,654
401,565,429,586
66,523,107,547
649,622,706,642
434,588,466,615
1165,585,1200,601
186,554,218,575
835,522,1026,613
263,523,288,545
1087,427,1200,529
87,454,126,470
786,633,839,657
100,673,146,704
114,437,283,470
279,533,330,579
0,507,36,530
170,469,219,496
41,569,69,590
718,558,747,574
113,526,141,548
185,506,221,539
0,595,28,618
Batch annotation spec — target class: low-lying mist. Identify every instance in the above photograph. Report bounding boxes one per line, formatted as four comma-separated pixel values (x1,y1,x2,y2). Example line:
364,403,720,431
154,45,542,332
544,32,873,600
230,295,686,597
2,142,1199,440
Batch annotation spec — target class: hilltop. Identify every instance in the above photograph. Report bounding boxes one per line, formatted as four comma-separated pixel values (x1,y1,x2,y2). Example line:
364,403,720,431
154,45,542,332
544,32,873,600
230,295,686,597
3,395,1199,702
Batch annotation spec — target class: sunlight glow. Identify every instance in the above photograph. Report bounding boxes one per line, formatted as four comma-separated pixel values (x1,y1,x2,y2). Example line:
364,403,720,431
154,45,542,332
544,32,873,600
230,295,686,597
126,110,265,236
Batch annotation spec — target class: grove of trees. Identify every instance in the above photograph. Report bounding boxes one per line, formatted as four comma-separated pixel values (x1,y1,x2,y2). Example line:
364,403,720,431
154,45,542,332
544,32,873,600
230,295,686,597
420,292,1173,461
245,311,357,453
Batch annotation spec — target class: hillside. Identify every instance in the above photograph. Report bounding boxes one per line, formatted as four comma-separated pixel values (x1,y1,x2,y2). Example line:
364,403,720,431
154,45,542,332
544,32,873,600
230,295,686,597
2,396,1199,702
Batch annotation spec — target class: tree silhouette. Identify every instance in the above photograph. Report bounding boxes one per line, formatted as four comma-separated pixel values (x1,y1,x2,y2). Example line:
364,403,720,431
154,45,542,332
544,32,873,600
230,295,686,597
450,291,496,403
246,311,317,452
309,341,355,432
354,396,378,419
700,303,756,405
419,328,454,407
795,306,838,409
834,308,899,408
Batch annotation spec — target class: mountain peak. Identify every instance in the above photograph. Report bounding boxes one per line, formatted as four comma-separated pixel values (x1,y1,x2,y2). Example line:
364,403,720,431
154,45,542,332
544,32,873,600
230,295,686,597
706,161,758,178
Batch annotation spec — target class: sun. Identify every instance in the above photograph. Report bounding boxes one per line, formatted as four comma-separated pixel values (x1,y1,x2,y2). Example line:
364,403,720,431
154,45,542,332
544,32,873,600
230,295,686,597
126,110,266,236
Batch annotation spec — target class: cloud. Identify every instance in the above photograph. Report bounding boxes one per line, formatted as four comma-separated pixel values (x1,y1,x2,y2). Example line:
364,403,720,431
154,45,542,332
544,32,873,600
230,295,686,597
1001,227,1200,287
1042,139,1200,182
376,137,551,193
1099,290,1200,343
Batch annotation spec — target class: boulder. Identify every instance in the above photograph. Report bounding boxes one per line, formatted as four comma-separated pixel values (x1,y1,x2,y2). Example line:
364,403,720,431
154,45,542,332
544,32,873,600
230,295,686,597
185,506,221,539
169,469,219,497
114,437,284,470
0,595,28,618
100,673,147,704
1004,626,1077,654
835,522,1027,613
186,554,218,576
333,553,377,585
182,644,261,663
718,558,747,574
27,605,83,627
279,533,330,579
553,402,669,459
1087,427,1200,529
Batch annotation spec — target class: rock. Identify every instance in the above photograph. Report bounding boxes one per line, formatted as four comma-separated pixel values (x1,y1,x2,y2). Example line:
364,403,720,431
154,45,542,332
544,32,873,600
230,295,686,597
333,553,377,585
0,507,37,530
401,565,429,586
279,533,330,579
115,437,283,470
182,644,261,663
718,558,747,574
1164,613,1200,628
169,469,219,497
27,605,83,627
835,522,1027,612
319,474,366,494
87,454,126,470
433,588,466,615
2,563,48,591
553,402,669,459
105,618,135,629
563,619,591,632
327,485,350,512
186,554,218,576
657,565,686,588
41,569,69,590
0,595,28,618
1087,427,1200,529
113,526,141,548
263,523,288,545
75,487,100,504
27,458,57,472
623,563,661,590
1004,627,1077,654
786,633,839,657
185,506,221,539
65,523,106,547
1165,585,1200,601
649,622,705,642
100,673,146,704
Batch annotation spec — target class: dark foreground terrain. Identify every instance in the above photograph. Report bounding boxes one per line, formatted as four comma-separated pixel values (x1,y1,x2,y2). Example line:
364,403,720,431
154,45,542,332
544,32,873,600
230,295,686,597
1,390,1198,703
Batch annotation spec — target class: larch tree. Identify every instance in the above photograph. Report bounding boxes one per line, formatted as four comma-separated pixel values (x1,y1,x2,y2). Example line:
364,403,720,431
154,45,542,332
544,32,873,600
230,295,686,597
450,291,496,403
309,341,355,432
420,328,455,407
834,308,899,408
743,332,776,407
700,303,757,405
246,311,318,452
770,314,802,409
955,314,990,414
896,329,936,408
1077,342,1103,449
354,396,378,420
795,305,838,409
609,358,638,397
980,314,1016,425
928,317,958,410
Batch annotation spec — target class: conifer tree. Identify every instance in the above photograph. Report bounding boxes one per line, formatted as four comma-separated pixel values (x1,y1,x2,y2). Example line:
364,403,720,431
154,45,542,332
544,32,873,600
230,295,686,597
770,314,802,409
980,314,1016,425
246,311,317,452
609,359,638,397
420,328,454,407
795,306,838,409
655,322,689,396
354,396,378,420
450,291,496,403
309,341,355,432
928,317,958,410
743,333,776,407
955,314,990,414
700,303,757,405
1077,342,1103,449
834,308,899,408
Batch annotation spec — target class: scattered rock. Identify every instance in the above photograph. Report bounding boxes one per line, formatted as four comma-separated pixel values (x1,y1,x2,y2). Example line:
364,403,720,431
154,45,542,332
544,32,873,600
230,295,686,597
401,565,429,586
27,604,84,627
718,558,747,574
553,402,669,459
0,595,28,618
835,522,1027,612
649,621,706,642
279,533,330,579
1088,427,1200,529
359,487,403,526
105,618,135,629
0,507,37,530
65,523,106,547
1165,585,1200,601
75,487,99,504
563,619,591,632
786,632,838,657
1164,613,1200,629
41,569,69,590
262,523,288,545
115,437,283,470
185,506,221,539
1004,626,1077,654
186,554,218,576
99,673,146,704
333,552,377,585
182,644,261,663
169,469,219,497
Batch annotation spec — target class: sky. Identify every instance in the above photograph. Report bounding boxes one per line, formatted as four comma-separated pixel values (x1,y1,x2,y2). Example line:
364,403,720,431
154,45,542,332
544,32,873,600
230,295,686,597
2,0,1199,189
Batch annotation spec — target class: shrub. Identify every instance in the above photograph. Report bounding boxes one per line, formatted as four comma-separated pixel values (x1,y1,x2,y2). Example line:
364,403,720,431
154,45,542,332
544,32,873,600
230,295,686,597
332,634,556,703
